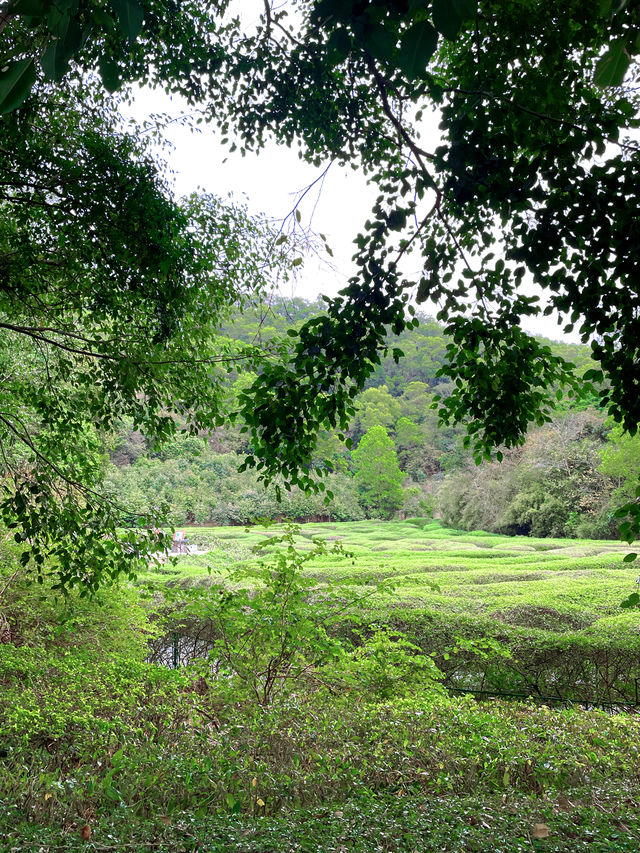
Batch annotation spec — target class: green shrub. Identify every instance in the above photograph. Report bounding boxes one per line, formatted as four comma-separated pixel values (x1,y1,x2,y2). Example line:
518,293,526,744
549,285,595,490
325,625,443,700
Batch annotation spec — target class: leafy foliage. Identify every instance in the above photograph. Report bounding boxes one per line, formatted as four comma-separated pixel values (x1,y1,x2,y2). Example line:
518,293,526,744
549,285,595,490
103,300,616,533
352,425,405,518
0,85,291,590
152,518,640,704
3,517,640,847
173,526,362,706
3,1,640,585
196,0,640,483
438,412,615,539
0,0,232,106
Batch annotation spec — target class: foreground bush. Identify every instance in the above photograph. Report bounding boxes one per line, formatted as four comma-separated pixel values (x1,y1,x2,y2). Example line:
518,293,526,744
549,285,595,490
2,641,640,828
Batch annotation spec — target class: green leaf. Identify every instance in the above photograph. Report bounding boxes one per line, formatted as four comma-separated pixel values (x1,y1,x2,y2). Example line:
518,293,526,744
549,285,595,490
594,40,629,87
621,592,640,609
363,23,397,64
9,0,50,16
99,55,121,91
0,58,36,114
387,209,407,230
313,0,350,24
583,368,604,381
104,784,122,802
326,27,351,65
109,0,145,42
452,0,477,19
614,505,631,518
41,20,83,81
398,20,438,80
623,552,637,562
47,0,78,38
432,0,462,41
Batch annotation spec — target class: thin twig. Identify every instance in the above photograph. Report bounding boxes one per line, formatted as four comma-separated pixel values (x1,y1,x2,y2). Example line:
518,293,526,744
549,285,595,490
366,55,436,169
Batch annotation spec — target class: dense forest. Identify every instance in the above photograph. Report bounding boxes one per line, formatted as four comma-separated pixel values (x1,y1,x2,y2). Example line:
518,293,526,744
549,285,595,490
104,298,630,540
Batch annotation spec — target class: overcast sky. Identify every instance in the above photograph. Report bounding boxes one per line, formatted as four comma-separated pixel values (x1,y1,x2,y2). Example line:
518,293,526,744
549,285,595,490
127,86,580,344
129,87,383,300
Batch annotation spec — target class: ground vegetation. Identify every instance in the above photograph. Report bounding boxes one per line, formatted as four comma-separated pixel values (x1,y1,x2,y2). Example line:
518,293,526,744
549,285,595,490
2,519,640,850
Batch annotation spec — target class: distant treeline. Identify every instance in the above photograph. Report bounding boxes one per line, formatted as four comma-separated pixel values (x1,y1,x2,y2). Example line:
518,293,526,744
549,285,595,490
105,298,635,538
218,297,599,398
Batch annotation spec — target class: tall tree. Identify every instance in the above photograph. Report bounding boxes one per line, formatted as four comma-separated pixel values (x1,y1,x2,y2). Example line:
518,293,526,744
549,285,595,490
212,1,640,495
352,425,405,518
4,2,640,464
3,1,640,583
0,84,291,590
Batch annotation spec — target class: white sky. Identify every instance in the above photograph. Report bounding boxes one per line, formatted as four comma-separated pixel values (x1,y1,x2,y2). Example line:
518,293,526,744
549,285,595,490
129,87,377,301
127,86,580,344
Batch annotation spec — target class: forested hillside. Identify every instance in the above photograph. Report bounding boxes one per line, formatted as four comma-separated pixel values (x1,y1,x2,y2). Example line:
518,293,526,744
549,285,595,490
104,298,627,539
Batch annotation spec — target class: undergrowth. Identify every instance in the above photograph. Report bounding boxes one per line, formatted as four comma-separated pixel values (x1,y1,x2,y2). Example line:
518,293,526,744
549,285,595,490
2,521,640,851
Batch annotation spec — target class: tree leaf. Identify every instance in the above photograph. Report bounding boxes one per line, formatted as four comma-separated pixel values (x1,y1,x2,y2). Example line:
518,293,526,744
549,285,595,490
532,823,551,839
594,39,629,87
432,0,462,41
0,58,36,114
583,368,603,381
10,0,50,15
109,0,144,43
47,1,77,39
99,54,121,91
41,20,83,81
326,27,351,65
623,552,637,562
313,0,350,24
363,23,397,64
452,0,477,19
398,20,438,80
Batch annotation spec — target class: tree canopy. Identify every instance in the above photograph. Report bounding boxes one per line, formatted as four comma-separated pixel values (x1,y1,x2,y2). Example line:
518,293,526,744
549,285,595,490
2,0,640,587
352,425,405,518
223,0,640,482
0,82,292,589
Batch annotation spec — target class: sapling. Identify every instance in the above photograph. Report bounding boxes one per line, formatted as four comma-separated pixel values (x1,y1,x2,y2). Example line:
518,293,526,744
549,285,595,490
185,524,392,706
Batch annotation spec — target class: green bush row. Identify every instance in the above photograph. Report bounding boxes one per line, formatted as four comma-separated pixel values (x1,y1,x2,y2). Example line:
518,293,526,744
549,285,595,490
354,607,640,705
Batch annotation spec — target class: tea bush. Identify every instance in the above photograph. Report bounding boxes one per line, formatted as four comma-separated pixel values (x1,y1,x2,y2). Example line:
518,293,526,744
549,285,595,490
3,519,640,850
